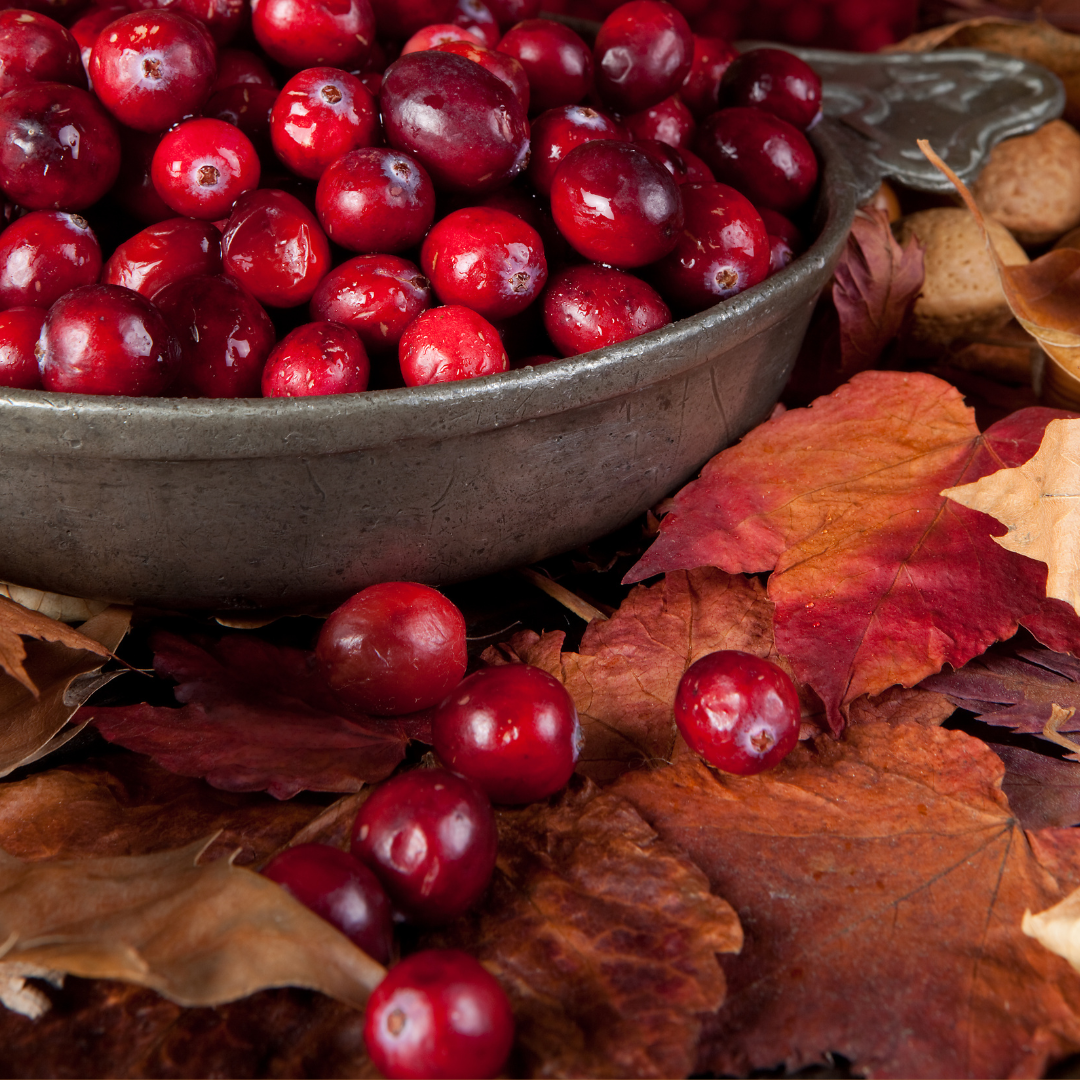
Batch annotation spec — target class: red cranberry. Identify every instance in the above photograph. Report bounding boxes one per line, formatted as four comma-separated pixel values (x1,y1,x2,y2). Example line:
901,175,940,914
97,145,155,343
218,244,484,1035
453,0,498,48
310,253,431,354
484,0,538,28
718,46,822,131
673,650,800,775
496,18,591,114
634,137,687,182
89,11,216,133
316,147,434,254
420,206,546,322
251,0,374,71
38,283,180,395
110,126,172,224
351,769,497,924
695,106,818,214
102,217,222,300
433,663,581,804
758,206,802,273
399,305,508,385
401,21,482,53
261,320,369,396
0,9,85,96
154,272,275,397
0,306,46,389
380,50,529,194
270,67,379,181
211,46,276,93
550,139,683,268
624,92,695,149
263,842,393,963
221,188,331,308
679,34,736,119
432,38,528,113
151,117,260,220
364,949,514,1080
317,581,467,715
676,143,713,183
0,210,100,310
203,83,277,160
70,3,127,80
652,181,769,312
593,0,693,114
542,262,671,357
526,103,625,198
127,0,243,47
368,0,453,40
0,83,120,211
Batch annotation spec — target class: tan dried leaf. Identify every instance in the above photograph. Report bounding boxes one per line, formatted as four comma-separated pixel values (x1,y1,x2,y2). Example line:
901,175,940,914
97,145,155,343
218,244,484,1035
0,582,108,624
1025,884,1080,973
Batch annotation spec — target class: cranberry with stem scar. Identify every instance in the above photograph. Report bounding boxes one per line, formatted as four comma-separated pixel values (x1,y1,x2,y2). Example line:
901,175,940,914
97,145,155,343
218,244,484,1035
0,210,101,310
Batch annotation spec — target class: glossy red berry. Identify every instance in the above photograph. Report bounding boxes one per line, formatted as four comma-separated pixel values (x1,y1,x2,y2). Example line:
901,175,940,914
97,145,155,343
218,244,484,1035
0,9,85,97
673,650,800,775
263,843,393,964
251,0,375,71
203,82,277,160
0,306,46,389
526,103,625,198
363,950,514,1080
270,67,379,182
0,210,100,311
351,769,497,924
676,143,713,183
679,33,736,119
127,0,244,47
550,139,683,269
633,137,687,183
38,283,180,396
211,46,276,93
310,254,431,355
432,38,528,113
0,83,120,211
718,46,822,131
496,18,591,114
758,207,803,274
484,0,538,28
221,188,331,308
399,305,508,386
317,581,467,715
453,0,499,48
380,49,529,195
433,663,581,804
542,262,671,357
151,117,261,220
89,10,216,133
624,92,695,149
401,21,482,53
71,3,128,82
101,217,221,301
420,207,546,322
261,320,369,396
367,0,453,41
593,0,693,114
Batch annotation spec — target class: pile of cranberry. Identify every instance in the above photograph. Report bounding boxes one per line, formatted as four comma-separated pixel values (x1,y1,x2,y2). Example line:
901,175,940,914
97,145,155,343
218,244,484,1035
0,0,822,398
265,580,800,1077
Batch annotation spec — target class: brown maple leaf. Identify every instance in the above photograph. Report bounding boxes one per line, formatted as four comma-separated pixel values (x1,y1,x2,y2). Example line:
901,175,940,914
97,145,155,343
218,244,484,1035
614,723,1080,1079
992,745,1080,830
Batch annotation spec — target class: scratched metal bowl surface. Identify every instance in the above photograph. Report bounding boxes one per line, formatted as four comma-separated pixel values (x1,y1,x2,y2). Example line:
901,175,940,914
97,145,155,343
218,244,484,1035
0,123,856,611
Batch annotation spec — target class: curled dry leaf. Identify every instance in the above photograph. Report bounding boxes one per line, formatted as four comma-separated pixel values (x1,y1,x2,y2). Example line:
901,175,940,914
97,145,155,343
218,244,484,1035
627,371,1080,731
615,723,1080,1079
993,744,1080,829
1025,884,1080,976
422,780,741,1079
0,582,108,624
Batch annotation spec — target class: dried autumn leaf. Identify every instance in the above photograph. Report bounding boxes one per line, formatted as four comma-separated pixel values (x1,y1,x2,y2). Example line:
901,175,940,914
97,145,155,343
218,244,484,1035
80,631,426,798
0,582,108,624
615,723,1080,1078
422,780,741,1079
626,371,1080,731
992,744,1080,829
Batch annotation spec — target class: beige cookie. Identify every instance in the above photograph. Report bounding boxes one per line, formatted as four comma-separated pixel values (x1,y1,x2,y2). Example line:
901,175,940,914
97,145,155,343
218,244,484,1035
971,119,1080,246
893,208,1028,353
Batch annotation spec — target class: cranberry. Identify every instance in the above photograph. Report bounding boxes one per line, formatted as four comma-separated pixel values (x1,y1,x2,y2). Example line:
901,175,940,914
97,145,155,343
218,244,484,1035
70,3,127,80
634,137,687,183
758,206,802,274
496,18,591,114
676,143,713,183
0,83,120,211
484,0,538,28
363,950,514,1080
593,0,693,114
127,0,244,47
154,272,274,397
262,842,393,963
261,320,369,396
89,11,216,133
0,9,85,96
270,68,378,182
625,92,695,149
317,581,467,715
110,126,172,224
350,768,497,924
102,217,221,300
310,253,431,354
718,46,822,131
399,305,508,385
0,210,100,311
679,34,736,119
526,103,625,198
673,650,800,775
420,206,546,322
542,262,671,357
433,663,581,804
221,188,331,308
652,181,769,312
452,0,498,48
203,83,277,160
401,21,482,53
0,306,46,389
211,46,276,93
695,106,818,214
251,0,374,71
151,117,260,220
38,283,180,395
380,50,529,194
550,139,683,268
432,38,528,114
368,0,453,41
